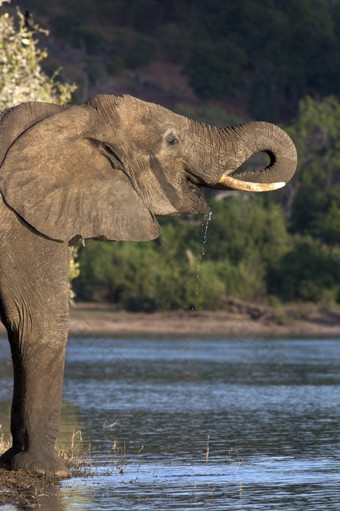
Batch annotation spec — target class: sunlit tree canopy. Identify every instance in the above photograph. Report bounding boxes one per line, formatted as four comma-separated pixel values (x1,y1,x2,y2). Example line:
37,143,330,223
0,2,76,109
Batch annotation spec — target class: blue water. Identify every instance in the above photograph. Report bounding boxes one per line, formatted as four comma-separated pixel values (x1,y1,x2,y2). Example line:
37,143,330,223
1,336,340,510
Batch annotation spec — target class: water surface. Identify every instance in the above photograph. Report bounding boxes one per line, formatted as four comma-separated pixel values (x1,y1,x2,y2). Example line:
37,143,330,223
0,336,339,509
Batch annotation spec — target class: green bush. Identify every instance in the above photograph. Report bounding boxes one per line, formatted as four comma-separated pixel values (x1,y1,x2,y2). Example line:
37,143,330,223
268,236,340,303
184,41,247,100
74,197,293,310
51,14,81,40
157,23,192,64
111,29,159,70
73,26,106,55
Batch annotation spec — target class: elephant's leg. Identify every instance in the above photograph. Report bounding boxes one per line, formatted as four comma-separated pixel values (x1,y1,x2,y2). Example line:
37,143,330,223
0,200,70,475
1,328,69,476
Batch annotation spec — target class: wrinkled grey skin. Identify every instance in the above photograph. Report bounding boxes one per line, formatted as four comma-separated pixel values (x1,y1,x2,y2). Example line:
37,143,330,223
0,94,297,475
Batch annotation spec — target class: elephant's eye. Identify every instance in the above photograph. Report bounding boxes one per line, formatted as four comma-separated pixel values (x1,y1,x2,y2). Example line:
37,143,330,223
166,133,179,146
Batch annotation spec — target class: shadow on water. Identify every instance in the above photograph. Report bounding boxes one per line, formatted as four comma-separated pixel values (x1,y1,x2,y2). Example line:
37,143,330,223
1,336,340,510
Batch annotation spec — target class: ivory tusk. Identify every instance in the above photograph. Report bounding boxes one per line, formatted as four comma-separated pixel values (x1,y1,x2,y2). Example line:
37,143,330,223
218,173,286,192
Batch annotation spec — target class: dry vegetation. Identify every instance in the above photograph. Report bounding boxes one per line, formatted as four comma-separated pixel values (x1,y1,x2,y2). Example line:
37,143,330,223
0,426,89,507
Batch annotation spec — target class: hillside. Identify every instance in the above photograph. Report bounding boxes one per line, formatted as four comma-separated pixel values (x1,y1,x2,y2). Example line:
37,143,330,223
9,0,340,124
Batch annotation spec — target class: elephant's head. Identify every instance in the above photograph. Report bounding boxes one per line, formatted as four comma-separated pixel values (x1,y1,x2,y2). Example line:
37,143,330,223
0,94,297,242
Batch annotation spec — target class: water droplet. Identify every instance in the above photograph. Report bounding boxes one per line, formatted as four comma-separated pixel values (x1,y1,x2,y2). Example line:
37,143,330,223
195,212,213,298
201,211,213,258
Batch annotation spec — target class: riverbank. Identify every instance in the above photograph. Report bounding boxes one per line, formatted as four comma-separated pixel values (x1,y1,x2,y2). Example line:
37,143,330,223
1,300,340,338
0,469,63,507
66,300,340,338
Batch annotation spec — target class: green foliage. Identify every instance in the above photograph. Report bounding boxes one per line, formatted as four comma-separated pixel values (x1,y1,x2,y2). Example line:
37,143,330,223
0,6,76,108
206,198,289,267
127,0,162,35
83,57,107,86
184,41,247,100
268,236,340,303
72,26,106,55
68,248,80,303
181,0,340,120
15,0,340,122
289,96,340,245
111,29,160,71
75,221,218,311
74,198,292,309
157,23,192,65
51,13,81,40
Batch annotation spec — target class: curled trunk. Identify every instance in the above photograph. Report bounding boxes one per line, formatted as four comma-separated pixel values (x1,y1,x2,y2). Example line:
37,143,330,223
217,122,297,190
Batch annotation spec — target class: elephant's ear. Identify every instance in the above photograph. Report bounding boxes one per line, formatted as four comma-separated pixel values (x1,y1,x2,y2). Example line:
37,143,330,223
0,102,160,242
0,101,70,166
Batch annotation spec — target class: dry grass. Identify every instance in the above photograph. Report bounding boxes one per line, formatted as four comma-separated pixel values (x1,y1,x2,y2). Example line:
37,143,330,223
56,429,89,470
0,424,10,455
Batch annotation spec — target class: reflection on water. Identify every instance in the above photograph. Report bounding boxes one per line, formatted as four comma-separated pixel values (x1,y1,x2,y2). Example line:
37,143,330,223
0,336,340,510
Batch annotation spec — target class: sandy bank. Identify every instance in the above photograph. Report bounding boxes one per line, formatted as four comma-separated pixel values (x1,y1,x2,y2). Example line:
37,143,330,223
67,300,340,338
1,300,340,338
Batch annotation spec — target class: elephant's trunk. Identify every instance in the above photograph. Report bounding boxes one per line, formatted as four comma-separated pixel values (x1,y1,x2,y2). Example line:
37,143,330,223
212,122,297,192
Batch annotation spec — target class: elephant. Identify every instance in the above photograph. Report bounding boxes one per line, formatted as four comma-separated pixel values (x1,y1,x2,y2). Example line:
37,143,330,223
0,94,297,475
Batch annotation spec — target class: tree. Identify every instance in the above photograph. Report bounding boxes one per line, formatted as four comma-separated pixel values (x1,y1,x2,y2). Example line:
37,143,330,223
0,3,76,109
268,236,340,303
288,96,340,244
184,41,247,100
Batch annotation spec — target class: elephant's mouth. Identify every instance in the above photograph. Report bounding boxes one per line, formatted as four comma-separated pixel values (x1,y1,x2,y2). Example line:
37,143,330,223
186,180,210,214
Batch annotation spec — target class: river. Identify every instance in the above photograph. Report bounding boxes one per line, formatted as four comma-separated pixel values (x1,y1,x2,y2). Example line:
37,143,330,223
0,336,340,510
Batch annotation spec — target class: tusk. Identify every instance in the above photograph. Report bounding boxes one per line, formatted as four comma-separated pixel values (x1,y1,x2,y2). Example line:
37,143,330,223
218,173,286,192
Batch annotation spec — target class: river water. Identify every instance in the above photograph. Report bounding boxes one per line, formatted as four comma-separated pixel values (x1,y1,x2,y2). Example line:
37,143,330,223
0,336,340,510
